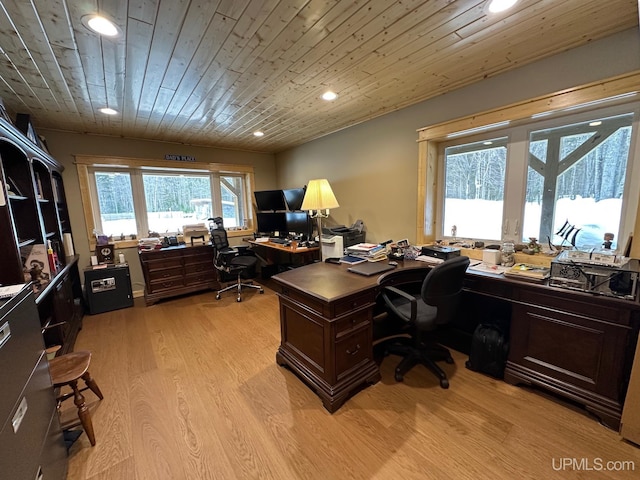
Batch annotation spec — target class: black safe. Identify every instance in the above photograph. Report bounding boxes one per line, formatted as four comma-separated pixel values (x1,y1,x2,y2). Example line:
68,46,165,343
84,264,133,314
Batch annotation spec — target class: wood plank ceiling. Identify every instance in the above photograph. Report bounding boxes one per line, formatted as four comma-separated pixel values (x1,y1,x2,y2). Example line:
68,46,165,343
0,0,637,154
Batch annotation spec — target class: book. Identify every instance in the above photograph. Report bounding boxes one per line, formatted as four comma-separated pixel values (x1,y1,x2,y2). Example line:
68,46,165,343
0,283,25,299
339,255,367,265
504,263,550,281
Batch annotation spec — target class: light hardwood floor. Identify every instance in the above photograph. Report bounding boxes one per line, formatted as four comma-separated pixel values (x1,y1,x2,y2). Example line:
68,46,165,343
65,283,640,480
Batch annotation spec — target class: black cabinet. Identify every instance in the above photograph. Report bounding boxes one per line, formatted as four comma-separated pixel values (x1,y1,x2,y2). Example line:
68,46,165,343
0,285,67,479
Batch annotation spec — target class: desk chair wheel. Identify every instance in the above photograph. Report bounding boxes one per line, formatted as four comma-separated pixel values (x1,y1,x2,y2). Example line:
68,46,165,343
394,370,404,382
216,293,221,300
259,289,264,294
237,296,242,302
440,378,450,389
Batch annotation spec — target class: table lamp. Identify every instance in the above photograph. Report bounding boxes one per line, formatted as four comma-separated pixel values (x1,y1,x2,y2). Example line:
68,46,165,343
301,179,339,261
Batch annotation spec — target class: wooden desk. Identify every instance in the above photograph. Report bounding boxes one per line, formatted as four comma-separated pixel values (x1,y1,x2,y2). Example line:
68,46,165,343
272,260,429,412
247,239,320,270
272,260,640,427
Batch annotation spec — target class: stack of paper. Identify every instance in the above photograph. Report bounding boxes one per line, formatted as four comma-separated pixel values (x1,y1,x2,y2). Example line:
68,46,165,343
504,263,550,281
345,243,387,262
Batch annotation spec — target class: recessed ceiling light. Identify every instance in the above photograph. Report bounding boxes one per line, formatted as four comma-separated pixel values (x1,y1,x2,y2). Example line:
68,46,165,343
253,131,264,137
483,141,493,145
488,0,518,13
82,14,121,37
321,91,338,101
589,121,602,127
99,107,118,115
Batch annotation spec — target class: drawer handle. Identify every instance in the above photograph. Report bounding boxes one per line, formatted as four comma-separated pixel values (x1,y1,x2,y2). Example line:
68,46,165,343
346,344,361,355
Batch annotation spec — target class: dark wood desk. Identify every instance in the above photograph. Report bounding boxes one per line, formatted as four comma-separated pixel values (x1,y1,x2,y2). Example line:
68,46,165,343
272,260,640,427
271,260,430,412
247,239,320,271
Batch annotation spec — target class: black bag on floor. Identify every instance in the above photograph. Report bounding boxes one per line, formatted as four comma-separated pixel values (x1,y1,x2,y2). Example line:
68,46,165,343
465,324,509,379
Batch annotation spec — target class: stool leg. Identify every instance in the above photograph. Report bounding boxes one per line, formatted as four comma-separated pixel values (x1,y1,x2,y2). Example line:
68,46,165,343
71,379,96,446
81,371,104,400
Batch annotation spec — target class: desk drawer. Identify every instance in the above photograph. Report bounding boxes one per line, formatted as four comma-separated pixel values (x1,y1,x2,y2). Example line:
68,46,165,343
334,292,375,317
141,249,183,261
334,310,370,338
279,288,325,317
335,326,371,380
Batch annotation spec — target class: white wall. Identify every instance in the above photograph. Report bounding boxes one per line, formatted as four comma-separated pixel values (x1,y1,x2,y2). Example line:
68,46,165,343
276,28,640,245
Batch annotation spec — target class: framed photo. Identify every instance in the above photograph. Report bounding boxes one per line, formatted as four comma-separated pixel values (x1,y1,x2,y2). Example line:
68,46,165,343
15,113,39,145
96,244,115,264
396,238,410,248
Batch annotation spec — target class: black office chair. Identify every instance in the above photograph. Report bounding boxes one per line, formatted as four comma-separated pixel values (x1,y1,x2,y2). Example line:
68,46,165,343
377,255,470,388
208,217,263,302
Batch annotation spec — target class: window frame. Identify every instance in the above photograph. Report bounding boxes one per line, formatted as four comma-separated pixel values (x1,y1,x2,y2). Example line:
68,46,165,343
416,70,640,258
436,105,639,247
76,155,255,249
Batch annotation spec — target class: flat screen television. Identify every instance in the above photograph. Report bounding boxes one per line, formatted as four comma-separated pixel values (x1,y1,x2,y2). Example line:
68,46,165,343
283,187,306,211
254,190,286,211
256,212,287,234
285,211,311,238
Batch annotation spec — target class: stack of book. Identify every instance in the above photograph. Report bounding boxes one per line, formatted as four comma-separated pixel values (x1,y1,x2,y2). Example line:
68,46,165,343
345,243,388,262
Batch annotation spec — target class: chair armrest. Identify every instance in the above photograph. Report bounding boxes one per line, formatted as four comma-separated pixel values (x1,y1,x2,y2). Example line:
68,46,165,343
235,245,254,255
380,286,417,322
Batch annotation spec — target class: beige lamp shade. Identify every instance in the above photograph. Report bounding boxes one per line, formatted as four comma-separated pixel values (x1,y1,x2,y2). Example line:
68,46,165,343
301,179,339,211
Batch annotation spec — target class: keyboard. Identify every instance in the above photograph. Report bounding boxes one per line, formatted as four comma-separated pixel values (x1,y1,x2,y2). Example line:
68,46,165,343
415,255,444,264
269,238,289,245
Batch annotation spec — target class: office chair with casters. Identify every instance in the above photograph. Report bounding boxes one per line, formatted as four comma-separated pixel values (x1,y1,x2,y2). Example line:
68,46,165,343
209,217,263,302
377,255,470,388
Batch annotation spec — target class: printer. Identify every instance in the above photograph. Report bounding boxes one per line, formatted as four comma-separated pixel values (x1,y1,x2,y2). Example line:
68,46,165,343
421,245,461,261
322,220,365,248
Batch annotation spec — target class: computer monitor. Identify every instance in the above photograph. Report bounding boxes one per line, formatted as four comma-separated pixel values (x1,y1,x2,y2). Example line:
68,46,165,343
256,212,287,235
254,190,286,211
283,187,306,211
285,211,311,239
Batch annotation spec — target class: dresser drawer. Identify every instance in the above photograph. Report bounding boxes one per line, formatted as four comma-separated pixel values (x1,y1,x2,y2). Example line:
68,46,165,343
335,326,371,380
148,277,185,293
185,271,214,287
0,293,44,418
184,260,213,274
147,266,184,282
141,249,184,261
183,251,214,267
144,257,183,272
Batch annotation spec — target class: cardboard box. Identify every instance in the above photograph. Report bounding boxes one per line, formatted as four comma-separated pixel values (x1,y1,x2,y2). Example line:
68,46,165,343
621,334,640,445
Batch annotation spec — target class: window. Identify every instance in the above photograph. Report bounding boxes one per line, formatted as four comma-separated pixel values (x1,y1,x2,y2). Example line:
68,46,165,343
443,137,507,239
438,104,639,250
77,156,255,246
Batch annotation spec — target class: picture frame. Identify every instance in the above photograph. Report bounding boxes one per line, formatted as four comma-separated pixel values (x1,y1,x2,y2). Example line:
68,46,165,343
15,113,39,145
95,244,115,264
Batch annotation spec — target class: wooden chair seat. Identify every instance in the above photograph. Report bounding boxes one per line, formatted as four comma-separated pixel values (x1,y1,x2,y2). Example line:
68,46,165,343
49,350,103,446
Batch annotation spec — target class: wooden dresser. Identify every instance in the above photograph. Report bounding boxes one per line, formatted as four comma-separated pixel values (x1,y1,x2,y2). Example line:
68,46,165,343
138,244,219,305
0,285,67,479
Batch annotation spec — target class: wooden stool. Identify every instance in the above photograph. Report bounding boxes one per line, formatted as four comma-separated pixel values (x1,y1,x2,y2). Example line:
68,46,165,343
48,351,104,446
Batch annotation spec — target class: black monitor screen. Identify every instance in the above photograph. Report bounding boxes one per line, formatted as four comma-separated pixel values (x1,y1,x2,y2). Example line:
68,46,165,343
285,212,311,236
256,212,287,234
283,187,306,211
254,190,286,211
